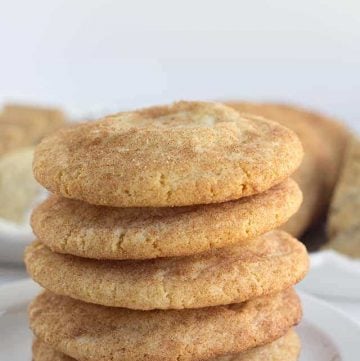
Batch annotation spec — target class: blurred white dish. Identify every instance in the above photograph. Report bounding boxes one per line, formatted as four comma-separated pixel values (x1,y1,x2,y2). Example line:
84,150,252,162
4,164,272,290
0,190,46,265
0,218,33,264
0,279,359,360
298,250,360,301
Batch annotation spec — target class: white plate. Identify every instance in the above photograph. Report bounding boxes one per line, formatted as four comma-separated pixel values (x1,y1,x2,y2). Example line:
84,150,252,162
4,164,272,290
0,280,359,360
0,191,47,265
298,250,360,301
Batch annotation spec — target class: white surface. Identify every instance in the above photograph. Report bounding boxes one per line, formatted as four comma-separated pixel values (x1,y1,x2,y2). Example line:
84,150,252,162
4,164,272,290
0,1,359,131
0,267,27,287
298,251,360,301
0,280,359,360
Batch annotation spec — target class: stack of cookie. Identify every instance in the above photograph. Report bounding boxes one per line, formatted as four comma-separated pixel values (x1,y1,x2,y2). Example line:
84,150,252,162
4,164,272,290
25,101,309,361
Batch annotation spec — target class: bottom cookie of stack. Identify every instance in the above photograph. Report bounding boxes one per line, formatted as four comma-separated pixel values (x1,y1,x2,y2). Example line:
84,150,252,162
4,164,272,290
29,289,301,361
33,329,300,361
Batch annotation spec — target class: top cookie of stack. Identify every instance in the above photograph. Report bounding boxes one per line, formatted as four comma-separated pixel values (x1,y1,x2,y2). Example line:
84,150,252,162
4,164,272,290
33,101,302,208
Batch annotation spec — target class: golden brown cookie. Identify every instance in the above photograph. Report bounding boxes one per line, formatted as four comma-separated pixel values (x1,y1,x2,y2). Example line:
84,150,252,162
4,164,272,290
326,136,360,257
25,230,308,310
29,289,301,361
33,101,303,207
31,179,302,260
227,101,349,237
32,329,300,361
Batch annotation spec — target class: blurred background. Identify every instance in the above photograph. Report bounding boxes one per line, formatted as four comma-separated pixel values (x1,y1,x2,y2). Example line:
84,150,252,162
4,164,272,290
0,0,359,129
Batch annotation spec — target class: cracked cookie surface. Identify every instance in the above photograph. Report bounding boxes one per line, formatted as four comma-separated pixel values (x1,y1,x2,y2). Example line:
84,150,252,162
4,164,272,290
31,179,302,260
25,230,308,310
33,101,303,207
32,329,300,361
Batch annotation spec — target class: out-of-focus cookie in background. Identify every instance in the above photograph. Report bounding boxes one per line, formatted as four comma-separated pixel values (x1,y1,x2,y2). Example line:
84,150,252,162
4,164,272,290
0,104,68,263
0,104,66,156
327,136,360,258
226,101,359,258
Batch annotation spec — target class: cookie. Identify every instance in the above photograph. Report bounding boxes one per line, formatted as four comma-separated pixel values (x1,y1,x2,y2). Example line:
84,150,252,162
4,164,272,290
297,105,349,188
0,147,42,224
216,330,301,361
33,340,73,361
0,123,29,156
31,179,302,260
33,101,303,207
25,230,308,310
2,103,66,143
32,329,300,361
227,101,349,237
327,136,360,257
29,289,301,361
